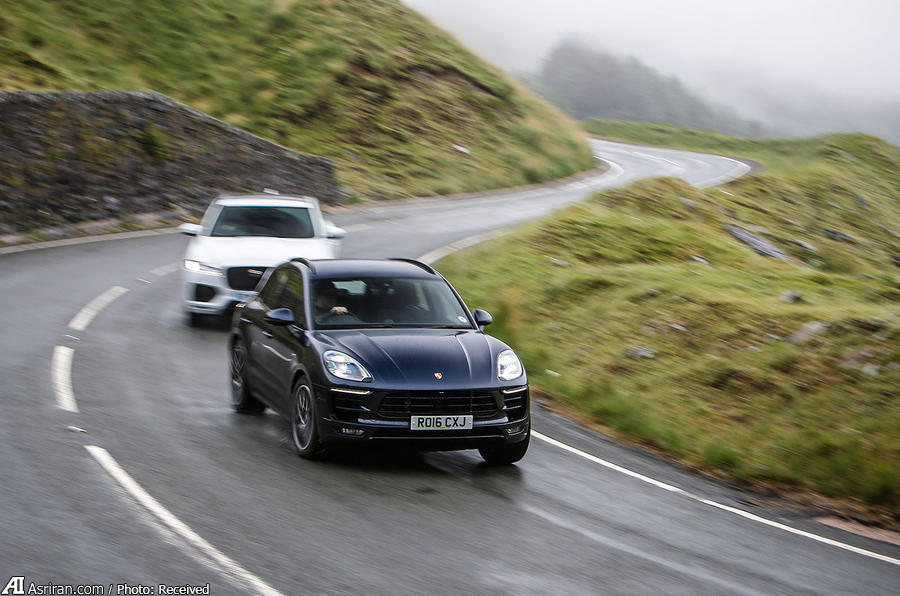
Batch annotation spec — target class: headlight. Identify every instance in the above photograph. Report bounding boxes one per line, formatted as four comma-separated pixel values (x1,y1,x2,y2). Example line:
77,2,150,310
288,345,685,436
323,350,372,382
184,259,223,275
497,349,523,381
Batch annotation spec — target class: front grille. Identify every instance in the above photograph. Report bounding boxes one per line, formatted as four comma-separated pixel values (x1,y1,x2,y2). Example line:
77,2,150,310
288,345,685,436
193,284,216,302
377,390,500,420
226,266,267,291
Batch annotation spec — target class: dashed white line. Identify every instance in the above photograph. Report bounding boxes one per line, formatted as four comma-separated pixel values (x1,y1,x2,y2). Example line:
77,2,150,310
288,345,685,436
51,346,78,413
67,286,129,331
85,445,285,596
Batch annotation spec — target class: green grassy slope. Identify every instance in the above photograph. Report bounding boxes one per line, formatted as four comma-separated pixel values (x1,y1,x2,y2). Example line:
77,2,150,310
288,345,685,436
441,130,900,516
0,0,593,198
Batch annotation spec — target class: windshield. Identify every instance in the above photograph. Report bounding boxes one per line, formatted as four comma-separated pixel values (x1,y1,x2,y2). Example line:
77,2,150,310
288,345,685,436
312,277,474,329
211,206,314,238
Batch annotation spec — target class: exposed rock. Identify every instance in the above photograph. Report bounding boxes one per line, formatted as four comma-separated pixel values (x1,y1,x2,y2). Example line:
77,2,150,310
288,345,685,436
724,224,788,259
681,198,697,210
860,364,880,377
0,91,338,234
668,323,687,332
788,321,830,344
780,291,804,303
545,369,561,377
763,333,782,342
626,346,656,359
691,255,711,266
548,257,571,267
791,239,818,253
823,228,856,243
853,196,869,209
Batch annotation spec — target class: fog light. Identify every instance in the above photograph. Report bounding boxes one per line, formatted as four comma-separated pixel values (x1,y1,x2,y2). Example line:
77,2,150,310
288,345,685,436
340,427,364,436
506,423,527,435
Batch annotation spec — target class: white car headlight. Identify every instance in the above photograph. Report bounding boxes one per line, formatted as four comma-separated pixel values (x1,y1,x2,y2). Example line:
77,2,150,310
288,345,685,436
323,350,372,382
184,259,223,276
497,349,523,381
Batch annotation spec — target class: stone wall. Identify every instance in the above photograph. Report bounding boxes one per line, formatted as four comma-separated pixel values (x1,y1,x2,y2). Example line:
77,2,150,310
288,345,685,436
0,91,338,234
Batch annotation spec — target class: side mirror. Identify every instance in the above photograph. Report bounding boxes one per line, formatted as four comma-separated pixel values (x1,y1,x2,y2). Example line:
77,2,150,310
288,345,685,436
473,309,492,328
325,222,347,239
179,223,202,236
265,308,295,326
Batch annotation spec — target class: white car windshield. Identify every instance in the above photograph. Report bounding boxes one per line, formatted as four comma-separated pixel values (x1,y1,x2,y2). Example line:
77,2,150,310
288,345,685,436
211,206,314,238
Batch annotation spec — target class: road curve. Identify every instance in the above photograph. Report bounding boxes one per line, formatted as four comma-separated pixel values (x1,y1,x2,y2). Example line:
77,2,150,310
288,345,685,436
1,139,897,595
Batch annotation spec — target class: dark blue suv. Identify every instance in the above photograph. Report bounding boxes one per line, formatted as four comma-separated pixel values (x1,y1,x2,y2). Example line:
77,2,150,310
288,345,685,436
229,258,530,464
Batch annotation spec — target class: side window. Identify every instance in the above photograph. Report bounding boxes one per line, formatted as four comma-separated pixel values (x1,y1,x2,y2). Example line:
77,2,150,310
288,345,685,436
259,268,288,307
282,270,306,327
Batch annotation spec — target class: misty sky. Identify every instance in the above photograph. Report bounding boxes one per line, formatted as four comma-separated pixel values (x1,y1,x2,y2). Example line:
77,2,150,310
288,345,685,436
404,0,900,104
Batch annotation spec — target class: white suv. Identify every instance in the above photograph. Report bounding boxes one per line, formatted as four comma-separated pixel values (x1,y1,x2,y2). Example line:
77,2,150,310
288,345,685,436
180,193,345,325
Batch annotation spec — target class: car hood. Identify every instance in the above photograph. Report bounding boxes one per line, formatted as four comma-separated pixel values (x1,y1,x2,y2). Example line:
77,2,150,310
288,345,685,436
186,236,335,268
316,329,520,389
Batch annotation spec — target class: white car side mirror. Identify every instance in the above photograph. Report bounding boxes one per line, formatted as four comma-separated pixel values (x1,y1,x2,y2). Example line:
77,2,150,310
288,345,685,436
325,222,347,240
179,223,202,236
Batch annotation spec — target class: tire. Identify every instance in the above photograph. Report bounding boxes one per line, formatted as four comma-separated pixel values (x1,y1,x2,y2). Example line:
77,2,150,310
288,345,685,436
230,340,265,414
478,428,530,465
290,381,325,459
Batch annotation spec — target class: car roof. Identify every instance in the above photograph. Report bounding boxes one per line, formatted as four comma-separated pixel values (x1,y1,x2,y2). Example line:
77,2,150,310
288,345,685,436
214,194,319,208
297,259,438,279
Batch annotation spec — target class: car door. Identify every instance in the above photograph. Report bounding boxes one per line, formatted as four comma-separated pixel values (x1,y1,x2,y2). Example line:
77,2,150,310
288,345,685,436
261,269,307,411
246,267,289,403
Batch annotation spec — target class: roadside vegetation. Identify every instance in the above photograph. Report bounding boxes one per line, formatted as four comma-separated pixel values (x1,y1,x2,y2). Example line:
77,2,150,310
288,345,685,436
0,0,592,199
441,126,900,520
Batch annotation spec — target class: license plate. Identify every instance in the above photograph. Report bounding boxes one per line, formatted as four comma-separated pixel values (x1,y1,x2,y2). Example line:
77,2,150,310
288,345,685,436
410,415,473,430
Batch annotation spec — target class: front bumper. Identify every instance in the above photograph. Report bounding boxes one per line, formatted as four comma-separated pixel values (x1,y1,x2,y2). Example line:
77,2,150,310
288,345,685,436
314,384,530,450
182,268,258,315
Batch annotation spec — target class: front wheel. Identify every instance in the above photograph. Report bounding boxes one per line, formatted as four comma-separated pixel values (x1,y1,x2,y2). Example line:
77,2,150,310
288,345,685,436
230,340,265,414
478,428,530,465
291,382,325,459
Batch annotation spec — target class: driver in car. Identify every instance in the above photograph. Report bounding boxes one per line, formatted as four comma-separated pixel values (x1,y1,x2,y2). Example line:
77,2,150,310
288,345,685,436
315,281,354,323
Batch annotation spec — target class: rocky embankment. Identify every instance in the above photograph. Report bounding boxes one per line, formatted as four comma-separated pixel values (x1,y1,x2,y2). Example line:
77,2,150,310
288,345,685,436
0,91,338,239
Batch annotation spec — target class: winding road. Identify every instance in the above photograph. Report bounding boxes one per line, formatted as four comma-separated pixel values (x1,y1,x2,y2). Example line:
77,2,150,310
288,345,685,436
1,139,897,594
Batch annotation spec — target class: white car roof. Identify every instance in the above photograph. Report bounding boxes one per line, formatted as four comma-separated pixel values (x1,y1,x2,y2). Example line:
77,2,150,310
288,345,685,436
214,195,320,208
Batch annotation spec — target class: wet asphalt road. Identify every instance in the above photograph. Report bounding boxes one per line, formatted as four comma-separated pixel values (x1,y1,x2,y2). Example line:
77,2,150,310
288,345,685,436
1,139,897,594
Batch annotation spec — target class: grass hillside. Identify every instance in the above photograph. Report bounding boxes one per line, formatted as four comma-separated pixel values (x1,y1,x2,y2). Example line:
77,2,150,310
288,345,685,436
441,129,900,519
0,0,592,198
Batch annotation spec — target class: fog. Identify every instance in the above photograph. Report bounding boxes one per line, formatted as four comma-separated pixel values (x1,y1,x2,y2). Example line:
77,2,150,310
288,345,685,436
405,0,900,138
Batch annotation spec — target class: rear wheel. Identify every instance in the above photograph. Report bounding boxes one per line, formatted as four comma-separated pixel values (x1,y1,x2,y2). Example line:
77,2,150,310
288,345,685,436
230,340,265,414
291,381,325,459
478,428,530,465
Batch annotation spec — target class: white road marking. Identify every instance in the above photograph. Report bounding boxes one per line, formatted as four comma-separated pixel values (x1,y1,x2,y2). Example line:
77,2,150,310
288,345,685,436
533,432,900,567
694,159,751,187
0,227,180,256
51,346,78,413
67,286,129,331
533,431,683,493
85,445,285,596
137,278,152,284
417,207,900,568
150,262,181,277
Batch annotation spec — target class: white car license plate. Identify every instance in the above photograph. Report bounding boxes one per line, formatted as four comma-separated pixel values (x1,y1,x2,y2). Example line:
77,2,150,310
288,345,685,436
410,415,473,430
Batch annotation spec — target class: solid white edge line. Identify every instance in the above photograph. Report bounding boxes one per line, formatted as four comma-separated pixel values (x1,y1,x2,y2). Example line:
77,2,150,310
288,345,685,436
533,432,900,567
51,346,78,413
532,431,683,492
67,286,129,331
84,445,285,596
417,166,900,567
